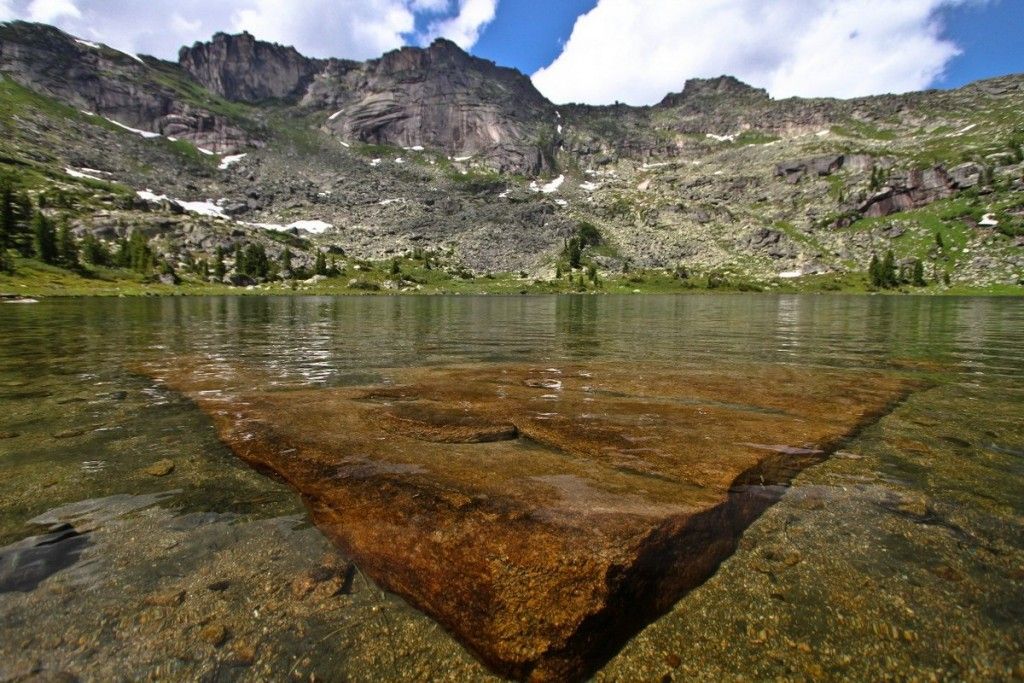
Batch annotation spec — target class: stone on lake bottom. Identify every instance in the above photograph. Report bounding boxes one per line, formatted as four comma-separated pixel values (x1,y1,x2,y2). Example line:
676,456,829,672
140,359,917,681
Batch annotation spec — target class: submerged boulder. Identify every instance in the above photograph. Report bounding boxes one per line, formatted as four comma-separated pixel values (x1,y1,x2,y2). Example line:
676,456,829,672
140,359,918,681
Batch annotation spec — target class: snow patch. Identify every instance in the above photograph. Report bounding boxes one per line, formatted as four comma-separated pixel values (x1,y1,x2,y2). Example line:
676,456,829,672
778,270,803,279
957,123,978,134
979,213,999,227
453,155,473,162
531,175,565,194
328,109,344,121
815,130,830,137
197,147,215,156
218,153,247,170
339,141,350,148
403,145,425,152
286,220,333,234
554,199,568,207
706,133,737,142
369,158,382,167
557,124,563,134
105,117,161,139
136,190,228,219
394,157,405,164
75,38,100,49
64,167,106,182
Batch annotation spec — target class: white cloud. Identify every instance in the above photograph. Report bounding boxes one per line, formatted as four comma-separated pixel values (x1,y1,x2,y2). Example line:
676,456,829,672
419,0,497,49
27,0,80,22
532,0,974,105
0,0,497,60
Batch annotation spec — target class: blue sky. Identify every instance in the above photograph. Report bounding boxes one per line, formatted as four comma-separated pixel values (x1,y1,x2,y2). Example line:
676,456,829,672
931,1,1024,88
2,0,1021,104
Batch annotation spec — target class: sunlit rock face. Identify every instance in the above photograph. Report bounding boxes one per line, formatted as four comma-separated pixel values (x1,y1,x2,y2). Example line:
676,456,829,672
141,360,917,681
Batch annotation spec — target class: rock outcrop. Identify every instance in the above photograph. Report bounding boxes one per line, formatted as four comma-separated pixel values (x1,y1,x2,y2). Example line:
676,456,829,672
142,358,918,681
0,21,252,152
179,32,324,103
319,39,556,174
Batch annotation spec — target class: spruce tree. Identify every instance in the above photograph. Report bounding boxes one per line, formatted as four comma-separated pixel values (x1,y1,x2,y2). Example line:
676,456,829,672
234,245,246,277
881,250,897,288
314,251,327,276
912,259,926,287
0,183,12,252
33,211,57,263
868,253,882,288
81,234,111,266
213,246,226,279
57,219,78,269
281,247,292,274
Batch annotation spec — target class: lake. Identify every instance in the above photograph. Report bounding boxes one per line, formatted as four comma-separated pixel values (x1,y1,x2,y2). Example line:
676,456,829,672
1,294,1022,681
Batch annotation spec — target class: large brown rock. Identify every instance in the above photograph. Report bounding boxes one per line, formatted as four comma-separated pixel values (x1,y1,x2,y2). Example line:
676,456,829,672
141,359,916,681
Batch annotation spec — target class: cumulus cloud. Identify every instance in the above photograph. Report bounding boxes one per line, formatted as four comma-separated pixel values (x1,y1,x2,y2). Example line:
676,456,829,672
0,0,499,60
27,0,80,22
419,0,498,49
532,0,975,105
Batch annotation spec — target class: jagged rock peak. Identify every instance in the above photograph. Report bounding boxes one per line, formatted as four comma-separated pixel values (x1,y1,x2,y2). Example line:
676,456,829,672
179,31,325,103
658,75,770,107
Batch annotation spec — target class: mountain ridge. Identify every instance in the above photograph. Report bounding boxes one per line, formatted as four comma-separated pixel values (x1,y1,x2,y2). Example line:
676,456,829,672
0,20,1021,293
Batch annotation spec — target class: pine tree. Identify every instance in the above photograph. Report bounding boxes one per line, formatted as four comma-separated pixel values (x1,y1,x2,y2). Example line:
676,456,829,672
243,243,269,279
881,250,897,288
114,238,130,268
213,246,226,279
32,211,57,263
912,259,926,287
314,251,327,276
280,247,292,274
234,245,246,277
0,184,11,272
390,258,400,276
868,253,882,288
81,234,111,266
587,264,598,284
57,219,78,269
935,232,945,251
567,237,582,270
555,264,562,279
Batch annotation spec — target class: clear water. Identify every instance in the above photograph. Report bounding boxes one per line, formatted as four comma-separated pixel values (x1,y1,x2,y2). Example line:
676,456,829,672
0,295,1021,681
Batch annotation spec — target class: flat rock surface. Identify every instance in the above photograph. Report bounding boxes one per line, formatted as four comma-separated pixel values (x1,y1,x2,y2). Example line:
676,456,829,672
141,359,917,681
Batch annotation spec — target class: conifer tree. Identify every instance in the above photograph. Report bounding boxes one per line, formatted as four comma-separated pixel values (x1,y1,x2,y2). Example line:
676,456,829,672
881,250,897,288
868,253,882,288
57,219,78,269
280,247,292,274
249,243,269,279
213,246,226,279
234,245,246,277
315,250,327,276
912,259,926,287
81,234,110,266
33,211,57,263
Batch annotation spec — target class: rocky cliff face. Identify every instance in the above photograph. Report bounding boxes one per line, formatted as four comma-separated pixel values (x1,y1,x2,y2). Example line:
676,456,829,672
0,21,253,153
175,34,557,174
320,39,556,174
179,32,324,103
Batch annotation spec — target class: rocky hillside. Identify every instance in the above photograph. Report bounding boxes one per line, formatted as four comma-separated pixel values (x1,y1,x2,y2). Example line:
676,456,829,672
0,20,1021,290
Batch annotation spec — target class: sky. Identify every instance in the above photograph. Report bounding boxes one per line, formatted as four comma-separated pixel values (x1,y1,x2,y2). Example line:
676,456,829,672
0,0,1020,105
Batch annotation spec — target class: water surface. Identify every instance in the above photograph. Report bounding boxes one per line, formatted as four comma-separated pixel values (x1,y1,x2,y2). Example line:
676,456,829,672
0,295,1022,681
